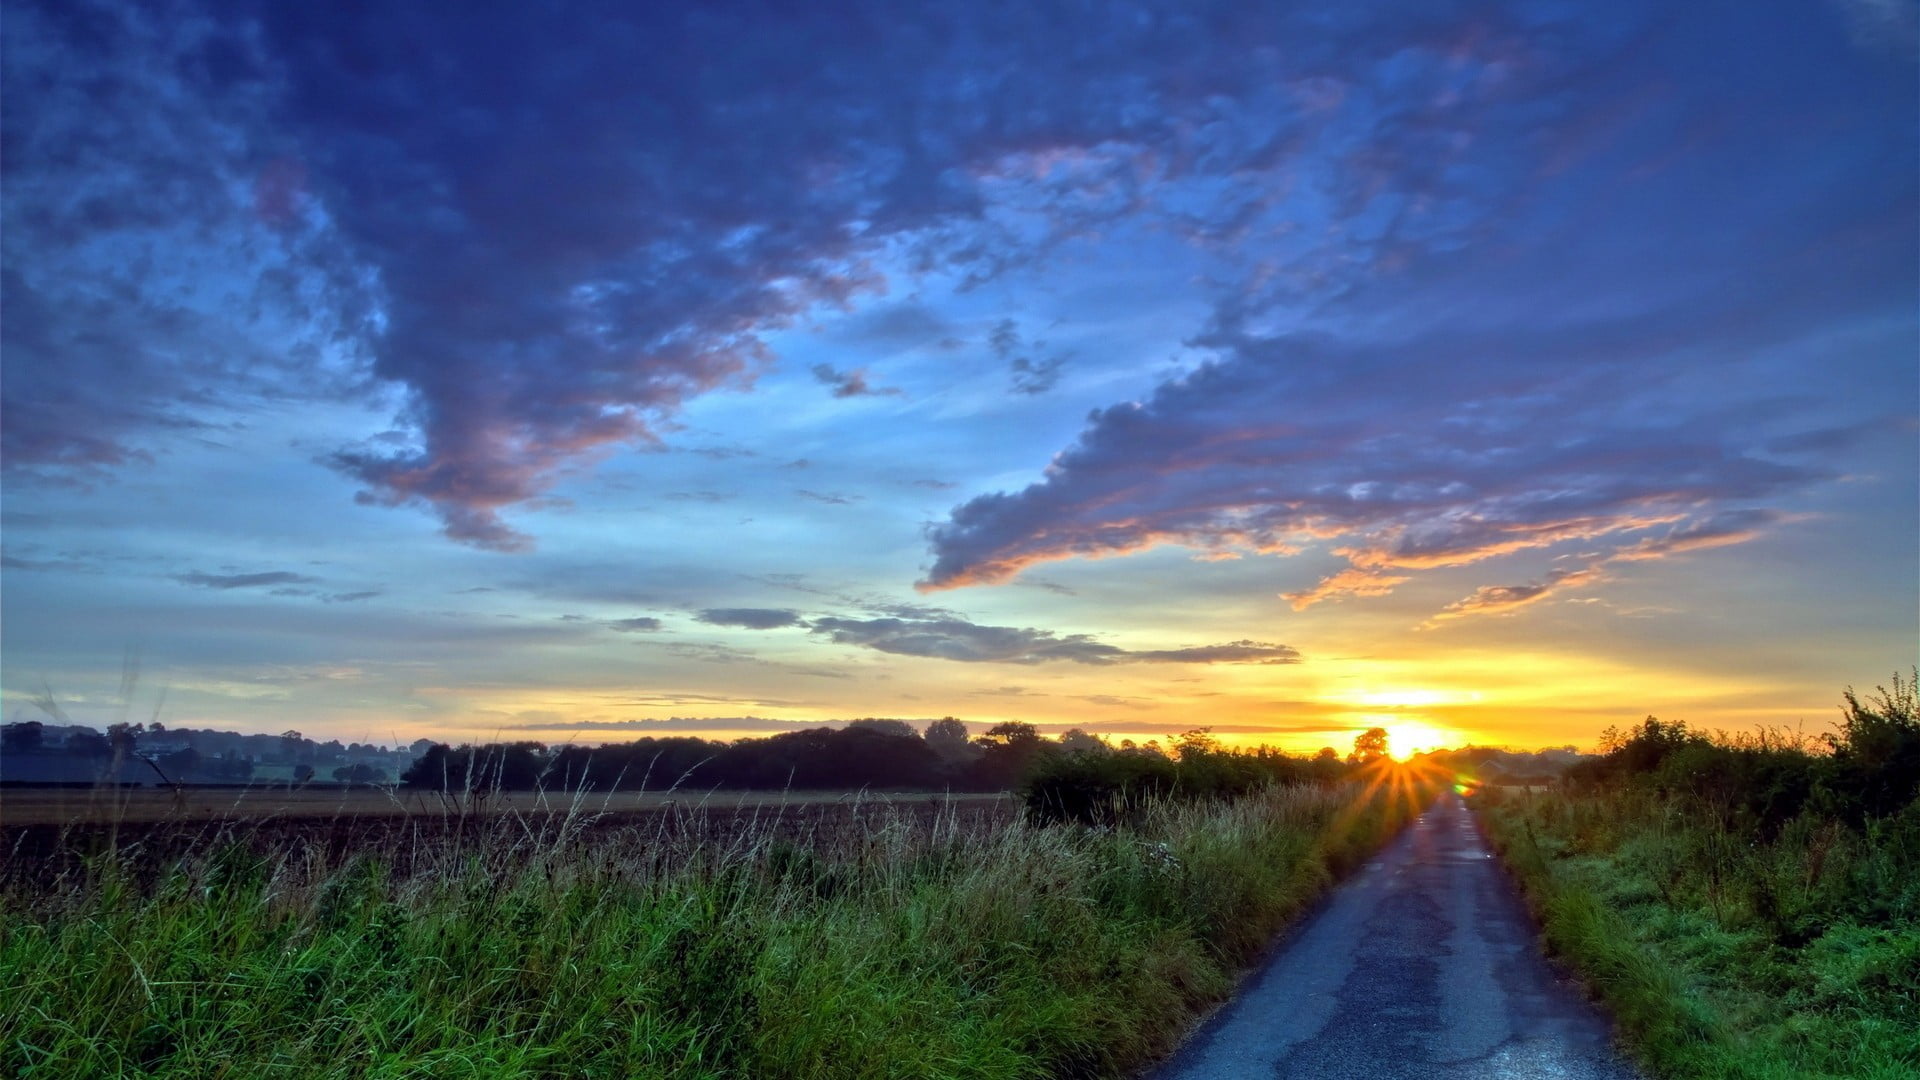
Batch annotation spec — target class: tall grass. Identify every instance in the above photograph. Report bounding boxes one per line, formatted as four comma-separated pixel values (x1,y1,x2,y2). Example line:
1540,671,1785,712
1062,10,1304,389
1480,682,1920,1080
2,781,1422,1078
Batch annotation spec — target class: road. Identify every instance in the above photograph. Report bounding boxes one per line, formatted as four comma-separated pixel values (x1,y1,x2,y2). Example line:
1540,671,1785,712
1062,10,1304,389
1153,793,1641,1080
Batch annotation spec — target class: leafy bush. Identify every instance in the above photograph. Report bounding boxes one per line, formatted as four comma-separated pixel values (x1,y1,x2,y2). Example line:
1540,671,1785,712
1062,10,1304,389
1480,673,1920,1079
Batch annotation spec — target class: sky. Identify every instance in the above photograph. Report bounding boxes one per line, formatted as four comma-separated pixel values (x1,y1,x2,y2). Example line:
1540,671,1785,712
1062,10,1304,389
2,0,1915,756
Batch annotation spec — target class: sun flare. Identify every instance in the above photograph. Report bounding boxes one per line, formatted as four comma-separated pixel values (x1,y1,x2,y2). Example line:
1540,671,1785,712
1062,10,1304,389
1383,721,1454,760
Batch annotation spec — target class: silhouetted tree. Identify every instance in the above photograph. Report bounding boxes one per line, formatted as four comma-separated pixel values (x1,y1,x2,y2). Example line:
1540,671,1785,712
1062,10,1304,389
157,746,201,778
65,727,111,758
970,721,1053,789
976,721,1041,749
1057,728,1110,754
846,718,919,739
2,720,44,753
1351,727,1389,764
924,717,975,765
1171,728,1222,760
107,722,145,759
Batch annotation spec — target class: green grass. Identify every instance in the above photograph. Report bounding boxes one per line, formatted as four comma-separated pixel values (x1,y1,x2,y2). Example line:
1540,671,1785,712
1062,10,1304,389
1481,787,1920,1080
2,781,1423,1078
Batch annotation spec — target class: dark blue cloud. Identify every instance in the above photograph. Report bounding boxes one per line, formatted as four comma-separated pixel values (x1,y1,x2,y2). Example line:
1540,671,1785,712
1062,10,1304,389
807,614,1299,666
4,0,1911,578
176,570,318,590
0,0,1626,537
695,607,806,630
922,1,1917,609
810,364,902,399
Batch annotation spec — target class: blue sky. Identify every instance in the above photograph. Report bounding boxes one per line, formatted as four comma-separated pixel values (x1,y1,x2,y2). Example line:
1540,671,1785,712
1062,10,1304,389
3,0,1914,752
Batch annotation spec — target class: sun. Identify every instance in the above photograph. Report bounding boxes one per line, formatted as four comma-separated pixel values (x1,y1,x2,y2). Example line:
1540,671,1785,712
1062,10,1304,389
1383,721,1453,760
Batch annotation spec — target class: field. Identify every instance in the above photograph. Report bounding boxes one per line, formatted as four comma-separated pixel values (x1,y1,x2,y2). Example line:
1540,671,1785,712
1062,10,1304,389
0,773,1433,1078
0,787,1013,891
0,783,996,826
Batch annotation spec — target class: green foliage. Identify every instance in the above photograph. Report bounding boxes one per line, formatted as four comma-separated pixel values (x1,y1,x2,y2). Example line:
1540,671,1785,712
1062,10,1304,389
1351,726,1388,764
1565,673,1920,835
1479,676,1920,1078
0,782,1425,1079
1021,739,1339,825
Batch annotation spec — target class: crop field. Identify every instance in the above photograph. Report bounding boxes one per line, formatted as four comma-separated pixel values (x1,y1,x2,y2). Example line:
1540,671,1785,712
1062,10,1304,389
0,787,1014,889
0,771,1436,1078
0,783,999,826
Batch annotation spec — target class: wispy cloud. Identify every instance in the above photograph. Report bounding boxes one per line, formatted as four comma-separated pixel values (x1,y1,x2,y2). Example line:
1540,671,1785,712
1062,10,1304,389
808,615,1297,666
1424,566,1608,626
176,570,320,590
695,608,806,630
988,319,1069,395
810,363,902,399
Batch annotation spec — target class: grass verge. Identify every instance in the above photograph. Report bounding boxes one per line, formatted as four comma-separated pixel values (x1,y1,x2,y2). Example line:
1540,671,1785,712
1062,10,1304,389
2,780,1423,1078
1480,788,1918,1080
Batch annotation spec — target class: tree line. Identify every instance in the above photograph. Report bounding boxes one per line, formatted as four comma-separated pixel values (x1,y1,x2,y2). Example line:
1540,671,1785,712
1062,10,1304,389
397,718,1367,797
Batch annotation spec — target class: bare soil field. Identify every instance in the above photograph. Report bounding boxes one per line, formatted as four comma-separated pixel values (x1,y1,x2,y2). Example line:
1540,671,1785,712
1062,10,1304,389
0,784,995,826
0,787,1015,888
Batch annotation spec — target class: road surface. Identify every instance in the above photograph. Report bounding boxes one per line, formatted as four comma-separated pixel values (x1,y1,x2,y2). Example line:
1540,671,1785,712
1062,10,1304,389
1153,793,1641,1080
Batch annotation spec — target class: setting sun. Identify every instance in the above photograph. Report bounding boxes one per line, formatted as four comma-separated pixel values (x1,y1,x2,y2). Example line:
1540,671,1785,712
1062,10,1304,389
1383,722,1454,760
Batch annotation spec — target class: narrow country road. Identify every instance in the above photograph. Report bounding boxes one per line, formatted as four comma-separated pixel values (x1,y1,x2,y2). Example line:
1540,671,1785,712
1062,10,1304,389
1153,793,1641,1080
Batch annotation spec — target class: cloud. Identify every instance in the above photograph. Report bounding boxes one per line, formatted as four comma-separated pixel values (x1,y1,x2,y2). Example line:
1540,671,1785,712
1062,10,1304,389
797,490,861,506
808,614,1298,666
1425,509,1790,626
608,616,665,632
9,0,1909,564
1,551,98,573
1130,640,1300,665
918,0,1910,611
988,319,1069,395
176,570,320,590
1608,510,1784,562
695,607,806,630
1,5,375,486
809,615,1124,665
1282,568,1411,611
508,716,827,734
1832,0,1919,56
1425,566,1607,625
810,363,902,399
643,641,765,665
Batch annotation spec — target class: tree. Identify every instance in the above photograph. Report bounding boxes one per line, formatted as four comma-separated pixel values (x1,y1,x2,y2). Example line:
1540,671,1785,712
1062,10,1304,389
65,727,111,758
1171,728,1221,760
846,718,919,739
107,722,145,756
2,720,45,753
924,717,973,762
1058,728,1110,754
157,746,202,778
976,721,1041,749
1351,727,1389,764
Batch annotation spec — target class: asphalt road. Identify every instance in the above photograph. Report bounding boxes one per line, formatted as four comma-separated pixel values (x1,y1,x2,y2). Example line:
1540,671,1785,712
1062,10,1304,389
1152,793,1641,1080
